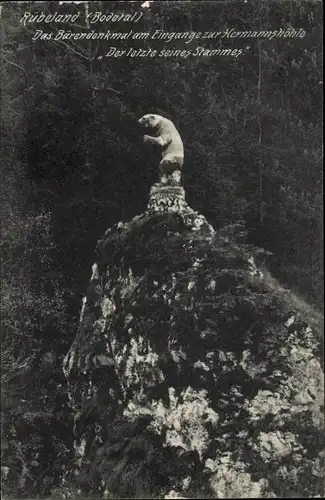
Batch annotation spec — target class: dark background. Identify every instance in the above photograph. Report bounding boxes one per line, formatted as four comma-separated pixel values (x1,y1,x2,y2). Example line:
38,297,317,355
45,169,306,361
1,0,323,420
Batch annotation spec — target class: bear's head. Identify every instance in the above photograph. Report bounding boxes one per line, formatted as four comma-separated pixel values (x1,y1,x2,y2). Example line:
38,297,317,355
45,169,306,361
138,114,161,128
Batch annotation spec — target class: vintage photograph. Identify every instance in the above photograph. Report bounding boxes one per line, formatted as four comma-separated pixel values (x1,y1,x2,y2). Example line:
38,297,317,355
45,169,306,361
0,0,323,498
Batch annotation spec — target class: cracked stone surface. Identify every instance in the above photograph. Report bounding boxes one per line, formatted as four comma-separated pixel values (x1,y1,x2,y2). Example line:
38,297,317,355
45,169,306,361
63,183,324,498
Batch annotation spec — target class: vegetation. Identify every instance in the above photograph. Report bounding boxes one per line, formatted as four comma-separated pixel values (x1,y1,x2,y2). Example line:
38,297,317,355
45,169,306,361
0,0,323,497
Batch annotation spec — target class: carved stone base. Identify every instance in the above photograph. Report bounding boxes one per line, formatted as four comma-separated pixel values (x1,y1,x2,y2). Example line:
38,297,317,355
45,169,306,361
146,183,215,237
147,184,188,213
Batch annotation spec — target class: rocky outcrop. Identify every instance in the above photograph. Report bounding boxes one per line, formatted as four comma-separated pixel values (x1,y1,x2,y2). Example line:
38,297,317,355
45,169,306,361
63,182,324,498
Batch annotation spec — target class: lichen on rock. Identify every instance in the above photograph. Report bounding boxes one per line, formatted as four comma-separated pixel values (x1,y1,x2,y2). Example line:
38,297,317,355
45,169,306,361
63,180,324,498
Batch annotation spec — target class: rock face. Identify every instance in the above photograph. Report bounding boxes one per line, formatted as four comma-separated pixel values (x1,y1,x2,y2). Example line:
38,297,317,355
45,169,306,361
63,182,324,498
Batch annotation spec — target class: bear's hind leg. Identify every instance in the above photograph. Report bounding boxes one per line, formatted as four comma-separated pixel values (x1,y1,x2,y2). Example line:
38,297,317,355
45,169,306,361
169,169,181,186
159,158,182,186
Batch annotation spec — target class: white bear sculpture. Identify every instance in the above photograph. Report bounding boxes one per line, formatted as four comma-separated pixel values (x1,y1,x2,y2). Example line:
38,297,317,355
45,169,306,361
138,114,184,185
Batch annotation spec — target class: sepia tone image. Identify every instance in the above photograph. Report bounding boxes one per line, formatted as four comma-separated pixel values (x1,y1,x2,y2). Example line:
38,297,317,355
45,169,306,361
0,1,323,498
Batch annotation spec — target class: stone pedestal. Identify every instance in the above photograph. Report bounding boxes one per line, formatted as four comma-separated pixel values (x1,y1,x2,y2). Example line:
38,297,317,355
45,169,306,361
62,165,324,499
147,184,188,213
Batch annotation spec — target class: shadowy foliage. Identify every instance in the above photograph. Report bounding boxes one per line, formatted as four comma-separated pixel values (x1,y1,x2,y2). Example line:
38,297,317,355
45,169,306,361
0,0,323,496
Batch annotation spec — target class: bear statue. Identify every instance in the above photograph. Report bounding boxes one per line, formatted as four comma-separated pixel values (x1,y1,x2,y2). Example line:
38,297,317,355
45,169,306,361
138,114,184,185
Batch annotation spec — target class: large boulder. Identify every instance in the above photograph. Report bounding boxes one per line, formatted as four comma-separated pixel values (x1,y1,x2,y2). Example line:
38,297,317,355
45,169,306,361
63,184,324,498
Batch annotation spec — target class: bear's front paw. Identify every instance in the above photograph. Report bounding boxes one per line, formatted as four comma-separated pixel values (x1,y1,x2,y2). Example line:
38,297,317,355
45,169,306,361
143,135,151,143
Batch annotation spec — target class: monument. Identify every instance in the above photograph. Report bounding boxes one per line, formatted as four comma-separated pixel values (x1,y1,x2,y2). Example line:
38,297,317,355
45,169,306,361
61,115,324,499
